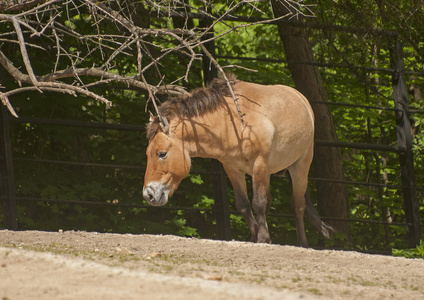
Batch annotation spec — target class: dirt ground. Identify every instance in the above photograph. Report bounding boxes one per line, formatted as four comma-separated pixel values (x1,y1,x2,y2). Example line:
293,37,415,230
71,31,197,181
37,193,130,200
0,230,423,300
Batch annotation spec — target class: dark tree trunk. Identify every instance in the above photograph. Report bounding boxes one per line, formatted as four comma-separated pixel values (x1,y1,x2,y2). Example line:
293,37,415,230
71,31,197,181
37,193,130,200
271,1,350,242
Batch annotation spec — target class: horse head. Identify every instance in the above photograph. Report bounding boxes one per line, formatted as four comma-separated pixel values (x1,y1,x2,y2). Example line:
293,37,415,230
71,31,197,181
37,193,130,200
143,116,191,206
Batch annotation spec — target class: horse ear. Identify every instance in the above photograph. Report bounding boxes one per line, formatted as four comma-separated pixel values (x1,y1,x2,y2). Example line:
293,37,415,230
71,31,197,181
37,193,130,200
149,111,155,123
159,115,171,135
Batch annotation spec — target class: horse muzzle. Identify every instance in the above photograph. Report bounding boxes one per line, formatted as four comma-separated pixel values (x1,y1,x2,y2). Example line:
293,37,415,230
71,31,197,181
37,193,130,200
143,181,170,206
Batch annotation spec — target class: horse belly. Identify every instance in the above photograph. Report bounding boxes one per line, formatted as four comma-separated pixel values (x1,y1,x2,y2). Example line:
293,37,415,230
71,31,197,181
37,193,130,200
224,124,312,175
267,140,312,174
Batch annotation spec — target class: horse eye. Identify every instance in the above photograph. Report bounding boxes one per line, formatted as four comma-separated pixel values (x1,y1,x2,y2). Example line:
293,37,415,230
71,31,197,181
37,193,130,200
158,151,168,159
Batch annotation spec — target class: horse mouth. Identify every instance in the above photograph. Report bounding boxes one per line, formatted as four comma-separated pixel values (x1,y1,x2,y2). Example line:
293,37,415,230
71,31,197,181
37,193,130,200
143,182,170,206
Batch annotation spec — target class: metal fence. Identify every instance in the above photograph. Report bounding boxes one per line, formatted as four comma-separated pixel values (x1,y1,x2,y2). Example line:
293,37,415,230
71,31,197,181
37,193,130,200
1,17,423,250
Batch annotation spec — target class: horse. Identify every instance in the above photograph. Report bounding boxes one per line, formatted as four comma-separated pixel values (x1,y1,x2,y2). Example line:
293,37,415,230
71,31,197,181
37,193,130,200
143,74,334,247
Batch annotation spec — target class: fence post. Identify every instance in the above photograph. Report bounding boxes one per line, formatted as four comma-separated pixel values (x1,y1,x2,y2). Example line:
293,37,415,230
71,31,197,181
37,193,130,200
210,160,232,240
0,103,18,229
391,41,421,247
200,11,232,241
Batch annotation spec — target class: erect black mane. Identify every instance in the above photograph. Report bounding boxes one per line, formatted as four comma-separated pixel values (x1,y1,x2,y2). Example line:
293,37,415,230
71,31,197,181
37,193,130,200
146,74,237,140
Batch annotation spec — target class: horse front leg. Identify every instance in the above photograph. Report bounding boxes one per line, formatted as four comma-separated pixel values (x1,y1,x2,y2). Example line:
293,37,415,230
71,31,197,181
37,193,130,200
223,164,258,242
252,160,272,243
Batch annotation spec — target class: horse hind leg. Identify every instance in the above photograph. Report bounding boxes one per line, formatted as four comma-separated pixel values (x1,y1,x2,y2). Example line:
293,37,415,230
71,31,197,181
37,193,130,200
287,146,314,248
223,164,258,242
251,158,272,243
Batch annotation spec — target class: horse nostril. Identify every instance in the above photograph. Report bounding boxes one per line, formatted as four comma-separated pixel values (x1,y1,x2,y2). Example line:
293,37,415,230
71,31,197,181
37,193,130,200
144,190,155,203
147,192,154,202
143,186,155,204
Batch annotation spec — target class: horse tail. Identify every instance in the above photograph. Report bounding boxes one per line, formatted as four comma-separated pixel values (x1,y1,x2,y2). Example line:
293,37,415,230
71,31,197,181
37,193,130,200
304,190,335,239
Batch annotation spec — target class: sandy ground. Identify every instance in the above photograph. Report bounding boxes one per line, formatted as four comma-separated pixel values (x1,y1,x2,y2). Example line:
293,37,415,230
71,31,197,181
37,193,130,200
0,230,423,300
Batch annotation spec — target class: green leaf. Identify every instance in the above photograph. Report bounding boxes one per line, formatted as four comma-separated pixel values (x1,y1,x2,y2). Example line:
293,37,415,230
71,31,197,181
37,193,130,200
189,174,204,185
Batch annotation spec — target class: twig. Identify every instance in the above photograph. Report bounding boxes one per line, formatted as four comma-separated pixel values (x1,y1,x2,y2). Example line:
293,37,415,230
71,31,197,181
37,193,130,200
12,16,39,87
0,93,18,117
222,64,258,73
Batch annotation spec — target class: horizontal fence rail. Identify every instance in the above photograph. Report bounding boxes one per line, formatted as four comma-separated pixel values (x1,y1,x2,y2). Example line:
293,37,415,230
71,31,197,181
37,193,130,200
0,195,411,228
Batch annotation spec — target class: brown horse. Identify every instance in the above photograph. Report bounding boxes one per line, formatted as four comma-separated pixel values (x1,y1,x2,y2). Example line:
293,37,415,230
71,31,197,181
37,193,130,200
143,74,334,247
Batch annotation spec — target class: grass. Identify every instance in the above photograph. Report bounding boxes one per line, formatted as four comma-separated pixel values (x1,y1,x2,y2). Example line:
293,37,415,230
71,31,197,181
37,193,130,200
307,288,323,296
392,240,424,259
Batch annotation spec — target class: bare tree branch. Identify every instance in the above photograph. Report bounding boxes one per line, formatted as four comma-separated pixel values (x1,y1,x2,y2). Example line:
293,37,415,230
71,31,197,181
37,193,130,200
0,49,187,95
0,0,47,13
11,16,39,86
0,0,313,118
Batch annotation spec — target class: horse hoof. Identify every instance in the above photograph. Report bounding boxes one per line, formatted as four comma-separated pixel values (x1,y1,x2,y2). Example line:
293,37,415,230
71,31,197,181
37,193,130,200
297,241,309,248
256,235,272,244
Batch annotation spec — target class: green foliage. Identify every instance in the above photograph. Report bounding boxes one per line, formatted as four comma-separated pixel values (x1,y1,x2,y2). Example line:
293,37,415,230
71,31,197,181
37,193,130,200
393,240,424,259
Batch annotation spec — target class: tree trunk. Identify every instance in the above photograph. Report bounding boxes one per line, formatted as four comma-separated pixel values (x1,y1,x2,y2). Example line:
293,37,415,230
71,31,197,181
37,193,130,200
271,1,350,242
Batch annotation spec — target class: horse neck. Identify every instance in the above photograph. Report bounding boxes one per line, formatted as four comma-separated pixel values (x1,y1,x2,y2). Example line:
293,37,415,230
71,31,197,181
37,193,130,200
172,108,231,160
